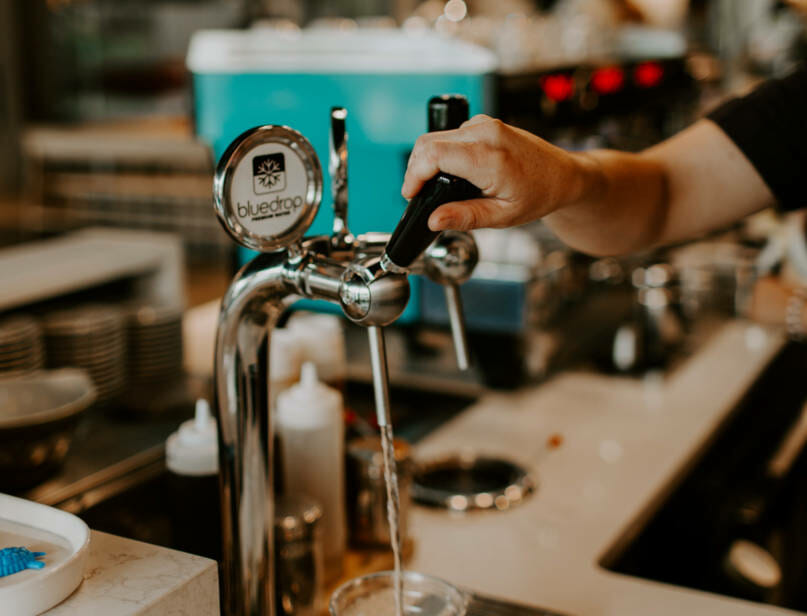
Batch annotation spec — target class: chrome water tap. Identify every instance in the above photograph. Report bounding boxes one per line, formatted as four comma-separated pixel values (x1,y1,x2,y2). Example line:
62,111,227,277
213,98,478,616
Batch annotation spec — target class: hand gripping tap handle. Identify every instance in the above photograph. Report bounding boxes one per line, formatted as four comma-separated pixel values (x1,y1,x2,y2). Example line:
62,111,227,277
384,95,477,370
383,95,481,271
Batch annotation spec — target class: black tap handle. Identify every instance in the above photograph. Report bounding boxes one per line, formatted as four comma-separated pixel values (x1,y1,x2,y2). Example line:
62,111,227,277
428,95,469,132
385,175,480,269
385,95,481,270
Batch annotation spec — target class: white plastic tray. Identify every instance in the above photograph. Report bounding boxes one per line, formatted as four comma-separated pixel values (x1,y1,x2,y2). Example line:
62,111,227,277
0,493,90,615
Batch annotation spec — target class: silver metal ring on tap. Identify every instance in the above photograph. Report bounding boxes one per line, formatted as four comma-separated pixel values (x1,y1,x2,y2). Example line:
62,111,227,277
213,125,323,253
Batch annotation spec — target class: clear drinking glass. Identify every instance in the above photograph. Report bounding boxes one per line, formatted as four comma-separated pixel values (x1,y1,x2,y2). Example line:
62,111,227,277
329,570,470,616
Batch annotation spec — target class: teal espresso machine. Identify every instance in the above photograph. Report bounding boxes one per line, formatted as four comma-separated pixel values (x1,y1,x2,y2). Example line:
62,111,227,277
187,27,496,321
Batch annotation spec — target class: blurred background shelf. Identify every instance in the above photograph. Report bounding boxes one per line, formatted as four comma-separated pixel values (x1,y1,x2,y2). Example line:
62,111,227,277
0,227,184,313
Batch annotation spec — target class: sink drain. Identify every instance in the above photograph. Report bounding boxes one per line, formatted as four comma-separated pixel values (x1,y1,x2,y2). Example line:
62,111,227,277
412,455,535,512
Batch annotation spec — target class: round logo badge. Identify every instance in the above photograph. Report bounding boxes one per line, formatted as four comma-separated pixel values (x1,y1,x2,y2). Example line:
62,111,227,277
214,126,322,252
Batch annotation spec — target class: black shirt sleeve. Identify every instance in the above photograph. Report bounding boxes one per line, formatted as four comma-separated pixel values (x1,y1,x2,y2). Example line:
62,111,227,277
707,66,807,212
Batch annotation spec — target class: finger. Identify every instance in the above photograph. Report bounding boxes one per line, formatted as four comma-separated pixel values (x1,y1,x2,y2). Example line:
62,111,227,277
461,114,493,128
428,198,504,232
402,118,511,198
402,138,465,198
423,118,503,144
402,140,499,199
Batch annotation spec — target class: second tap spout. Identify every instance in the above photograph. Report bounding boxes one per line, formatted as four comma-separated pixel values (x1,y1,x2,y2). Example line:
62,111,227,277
330,106,353,247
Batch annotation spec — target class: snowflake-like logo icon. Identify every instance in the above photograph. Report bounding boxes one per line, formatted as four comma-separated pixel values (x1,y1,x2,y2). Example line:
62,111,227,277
252,153,286,194
256,158,283,189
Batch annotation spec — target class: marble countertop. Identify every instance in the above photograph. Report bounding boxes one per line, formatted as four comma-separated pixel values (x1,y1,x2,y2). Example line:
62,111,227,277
407,320,802,615
44,531,218,616
41,319,790,616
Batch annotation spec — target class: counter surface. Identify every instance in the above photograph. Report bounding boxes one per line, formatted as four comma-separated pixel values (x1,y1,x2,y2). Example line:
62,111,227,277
408,321,800,615
43,530,218,616
38,320,789,615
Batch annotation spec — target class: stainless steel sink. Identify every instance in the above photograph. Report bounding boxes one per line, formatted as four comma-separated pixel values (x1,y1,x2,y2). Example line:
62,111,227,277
602,341,807,610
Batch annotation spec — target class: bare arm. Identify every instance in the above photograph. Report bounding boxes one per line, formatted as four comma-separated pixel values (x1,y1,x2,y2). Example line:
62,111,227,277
547,119,776,254
402,117,776,256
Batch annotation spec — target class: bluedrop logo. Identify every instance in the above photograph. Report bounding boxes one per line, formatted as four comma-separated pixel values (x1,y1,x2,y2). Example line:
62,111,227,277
237,150,303,223
253,153,286,194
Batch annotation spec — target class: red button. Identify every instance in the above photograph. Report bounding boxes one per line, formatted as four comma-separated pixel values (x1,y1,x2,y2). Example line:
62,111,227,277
541,74,575,102
591,66,625,95
634,61,664,88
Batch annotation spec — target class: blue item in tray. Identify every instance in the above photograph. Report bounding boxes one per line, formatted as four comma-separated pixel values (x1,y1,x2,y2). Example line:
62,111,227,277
0,547,46,577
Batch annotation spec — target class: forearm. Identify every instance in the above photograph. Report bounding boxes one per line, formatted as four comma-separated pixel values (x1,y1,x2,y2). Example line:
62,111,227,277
543,149,669,256
544,119,775,256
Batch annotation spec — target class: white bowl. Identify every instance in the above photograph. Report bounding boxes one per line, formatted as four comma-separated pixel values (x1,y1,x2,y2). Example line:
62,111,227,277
0,493,91,615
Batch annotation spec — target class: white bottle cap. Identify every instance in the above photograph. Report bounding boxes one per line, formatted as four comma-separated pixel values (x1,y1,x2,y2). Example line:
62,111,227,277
276,362,342,429
287,312,347,384
270,327,303,384
166,398,219,476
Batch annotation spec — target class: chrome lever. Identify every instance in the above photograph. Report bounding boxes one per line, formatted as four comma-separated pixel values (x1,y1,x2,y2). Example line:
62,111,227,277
421,231,478,371
329,107,352,246
444,284,470,370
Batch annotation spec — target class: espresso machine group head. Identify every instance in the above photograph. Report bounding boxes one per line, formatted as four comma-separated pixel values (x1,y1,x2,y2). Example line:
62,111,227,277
212,96,479,616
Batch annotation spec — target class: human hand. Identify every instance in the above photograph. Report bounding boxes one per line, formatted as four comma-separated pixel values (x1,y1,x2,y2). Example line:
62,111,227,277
401,115,589,232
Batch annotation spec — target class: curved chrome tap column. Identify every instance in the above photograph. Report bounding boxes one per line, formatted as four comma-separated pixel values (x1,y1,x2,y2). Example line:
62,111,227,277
214,249,409,616
215,254,287,616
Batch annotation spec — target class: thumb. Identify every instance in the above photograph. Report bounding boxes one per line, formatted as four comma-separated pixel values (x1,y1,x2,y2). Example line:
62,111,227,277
428,199,502,232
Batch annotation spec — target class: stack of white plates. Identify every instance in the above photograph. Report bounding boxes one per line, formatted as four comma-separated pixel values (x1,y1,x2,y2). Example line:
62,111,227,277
0,315,44,377
126,303,183,387
43,305,126,405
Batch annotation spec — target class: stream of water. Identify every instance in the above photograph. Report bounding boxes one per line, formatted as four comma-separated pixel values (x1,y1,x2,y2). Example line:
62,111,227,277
380,423,403,616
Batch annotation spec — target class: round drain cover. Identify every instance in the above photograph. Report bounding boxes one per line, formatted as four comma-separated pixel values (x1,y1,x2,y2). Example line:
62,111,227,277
413,455,535,512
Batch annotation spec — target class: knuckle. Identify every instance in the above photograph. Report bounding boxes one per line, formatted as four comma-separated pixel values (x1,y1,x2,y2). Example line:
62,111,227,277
462,114,488,128
409,140,439,174
486,118,507,139
410,135,432,159
414,133,432,148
